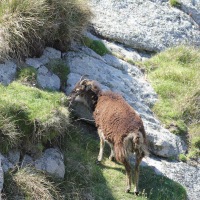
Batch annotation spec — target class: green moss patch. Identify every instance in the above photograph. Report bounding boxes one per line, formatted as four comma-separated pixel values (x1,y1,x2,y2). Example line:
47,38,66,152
82,36,110,56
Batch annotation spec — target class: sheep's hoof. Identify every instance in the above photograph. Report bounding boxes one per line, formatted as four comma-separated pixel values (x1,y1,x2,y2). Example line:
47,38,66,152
125,188,130,193
134,191,139,196
96,160,101,165
109,156,115,161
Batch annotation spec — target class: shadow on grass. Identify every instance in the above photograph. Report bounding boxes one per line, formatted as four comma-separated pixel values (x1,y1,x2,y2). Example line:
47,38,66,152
60,123,187,200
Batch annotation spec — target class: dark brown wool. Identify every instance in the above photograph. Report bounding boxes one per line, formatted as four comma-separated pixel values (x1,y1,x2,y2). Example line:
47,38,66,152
93,91,147,162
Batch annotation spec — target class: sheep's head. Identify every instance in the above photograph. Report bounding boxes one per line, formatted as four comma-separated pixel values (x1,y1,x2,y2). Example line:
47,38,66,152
69,78,102,105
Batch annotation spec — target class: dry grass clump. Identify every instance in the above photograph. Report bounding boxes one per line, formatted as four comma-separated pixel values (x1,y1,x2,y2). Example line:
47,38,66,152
0,112,21,153
4,167,62,200
0,0,92,61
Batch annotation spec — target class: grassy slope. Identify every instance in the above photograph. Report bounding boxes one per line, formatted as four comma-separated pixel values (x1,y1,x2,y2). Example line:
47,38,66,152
60,125,187,200
139,46,200,159
0,81,69,154
1,69,187,199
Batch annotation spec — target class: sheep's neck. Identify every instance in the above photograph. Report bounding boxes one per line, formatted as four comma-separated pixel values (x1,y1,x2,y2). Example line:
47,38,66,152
79,91,98,111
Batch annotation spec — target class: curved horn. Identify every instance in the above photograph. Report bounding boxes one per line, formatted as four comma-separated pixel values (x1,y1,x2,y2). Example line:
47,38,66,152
79,74,89,82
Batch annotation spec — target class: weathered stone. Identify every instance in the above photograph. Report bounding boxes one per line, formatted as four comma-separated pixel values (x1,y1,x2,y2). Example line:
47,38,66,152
43,47,61,60
65,44,187,158
180,0,200,26
37,66,60,90
89,0,200,52
0,154,14,173
142,156,200,200
0,61,17,85
34,148,65,179
25,58,43,69
21,154,34,168
7,150,20,166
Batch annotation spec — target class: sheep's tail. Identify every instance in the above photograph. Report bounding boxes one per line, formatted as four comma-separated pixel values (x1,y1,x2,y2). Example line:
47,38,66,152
114,143,126,163
134,131,149,157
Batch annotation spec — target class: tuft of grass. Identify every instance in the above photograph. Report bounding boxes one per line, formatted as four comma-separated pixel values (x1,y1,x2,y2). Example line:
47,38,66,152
82,36,110,56
140,45,200,159
0,0,92,61
169,0,181,8
4,167,62,200
46,59,70,91
0,81,70,154
179,154,187,162
60,124,187,200
0,112,21,154
17,66,37,86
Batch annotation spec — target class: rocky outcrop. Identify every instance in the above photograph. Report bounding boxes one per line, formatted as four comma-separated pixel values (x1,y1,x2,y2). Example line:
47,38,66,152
26,47,62,91
180,0,200,25
89,0,200,52
34,148,65,179
64,39,187,158
141,156,200,200
0,148,65,181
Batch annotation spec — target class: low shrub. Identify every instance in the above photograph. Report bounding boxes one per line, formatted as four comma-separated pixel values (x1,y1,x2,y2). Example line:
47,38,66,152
0,0,92,61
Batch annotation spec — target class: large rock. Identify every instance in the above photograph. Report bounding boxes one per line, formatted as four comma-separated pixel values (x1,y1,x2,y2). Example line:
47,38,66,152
180,0,200,26
0,61,17,85
141,156,200,200
64,43,187,158
25,47,61,91
89,0,200,52
37,66,60,90
34,148,65,179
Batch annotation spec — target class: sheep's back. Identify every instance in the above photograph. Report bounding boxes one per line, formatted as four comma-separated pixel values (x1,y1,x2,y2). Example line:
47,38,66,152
93,92,144,144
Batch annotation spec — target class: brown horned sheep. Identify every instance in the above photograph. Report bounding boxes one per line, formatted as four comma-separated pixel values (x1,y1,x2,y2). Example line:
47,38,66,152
70,78,148,195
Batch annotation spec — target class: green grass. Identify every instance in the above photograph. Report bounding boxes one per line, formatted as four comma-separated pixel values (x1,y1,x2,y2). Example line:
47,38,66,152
169,0,181,7
0,0,91,61
17,66,37,86
82,36,110,56
140,46,200,159
0,81,69,154
1,79,187,199
60,125,187,200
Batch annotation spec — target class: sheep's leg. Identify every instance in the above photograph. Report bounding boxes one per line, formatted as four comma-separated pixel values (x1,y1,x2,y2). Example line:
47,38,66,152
133,154,143,195
123,159,132,193
97,136,105,162
109,143,115,161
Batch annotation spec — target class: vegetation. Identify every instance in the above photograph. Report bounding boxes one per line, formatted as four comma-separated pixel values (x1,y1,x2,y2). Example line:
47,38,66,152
140,46,200,159
0,81,70,154
0,0,92,61
82,36,110,56
3,167,61,200
169,0,181,8
17,66,37,86
59,125,187,200
1,59,189,199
